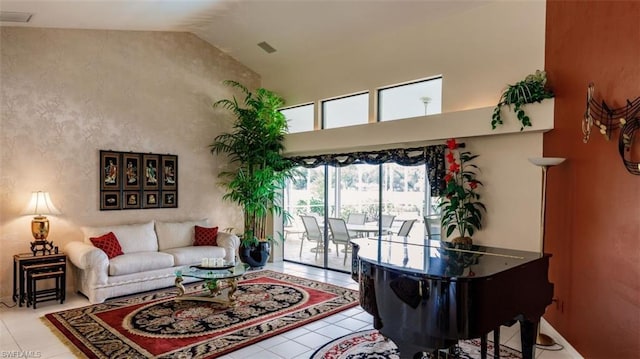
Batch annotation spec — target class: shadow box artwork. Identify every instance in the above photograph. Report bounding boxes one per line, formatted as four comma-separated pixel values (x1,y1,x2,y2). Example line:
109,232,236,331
143,191,160,209
143,154,160,191
99,150,178,211
162,191,177,208
161,155,178,191
123,191,140,209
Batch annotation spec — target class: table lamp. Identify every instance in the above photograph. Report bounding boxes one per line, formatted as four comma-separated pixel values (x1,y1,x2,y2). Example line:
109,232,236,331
23,191,61,255
528,157,565,346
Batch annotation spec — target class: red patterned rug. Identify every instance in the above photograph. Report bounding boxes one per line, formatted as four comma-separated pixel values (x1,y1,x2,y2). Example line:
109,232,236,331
311,329,522,359
42,270,359,358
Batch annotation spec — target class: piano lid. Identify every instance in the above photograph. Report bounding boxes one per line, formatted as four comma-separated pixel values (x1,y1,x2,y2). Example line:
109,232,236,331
352,237,545,280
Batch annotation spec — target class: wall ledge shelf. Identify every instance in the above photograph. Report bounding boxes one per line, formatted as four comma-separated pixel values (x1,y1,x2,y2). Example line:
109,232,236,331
284,99,554,156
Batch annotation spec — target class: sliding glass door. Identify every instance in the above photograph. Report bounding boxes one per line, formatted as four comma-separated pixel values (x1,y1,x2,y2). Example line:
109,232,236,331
283,161,437,272
283,167,326,267
324,164,380,271
381,163,427,244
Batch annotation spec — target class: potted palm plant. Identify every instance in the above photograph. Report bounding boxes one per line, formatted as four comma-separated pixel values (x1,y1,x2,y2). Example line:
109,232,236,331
210,80,296,268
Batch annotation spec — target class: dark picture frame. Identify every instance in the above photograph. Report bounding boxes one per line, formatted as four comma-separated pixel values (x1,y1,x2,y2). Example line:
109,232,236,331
161,155,178,191
123,153,141,190
161,191,177,208
143,191,160,208
100,151,120,190
143,154,160,190
99,150,177,211
123,191,141,209
101,191,120,210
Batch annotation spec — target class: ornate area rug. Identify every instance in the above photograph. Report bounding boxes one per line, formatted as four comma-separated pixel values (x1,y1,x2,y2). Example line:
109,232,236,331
311,329,522,359
42,270,358,358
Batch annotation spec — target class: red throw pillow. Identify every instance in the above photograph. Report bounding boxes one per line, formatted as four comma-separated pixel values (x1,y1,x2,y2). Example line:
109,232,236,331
90,231,124,259
194,226,218,246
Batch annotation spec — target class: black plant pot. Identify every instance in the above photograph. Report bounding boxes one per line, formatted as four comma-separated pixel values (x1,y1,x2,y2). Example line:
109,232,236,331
238,241,270,268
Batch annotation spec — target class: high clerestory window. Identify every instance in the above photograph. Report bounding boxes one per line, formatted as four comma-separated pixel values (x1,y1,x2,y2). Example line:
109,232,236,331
280,103,314,134
378,77,442,121
322,92,369,129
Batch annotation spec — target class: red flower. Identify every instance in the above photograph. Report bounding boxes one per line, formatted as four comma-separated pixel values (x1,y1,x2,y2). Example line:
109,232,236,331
438,146,485,240
446,152,455,164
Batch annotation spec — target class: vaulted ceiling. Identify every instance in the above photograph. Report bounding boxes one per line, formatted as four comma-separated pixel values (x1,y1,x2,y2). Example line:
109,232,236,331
0,0,490,93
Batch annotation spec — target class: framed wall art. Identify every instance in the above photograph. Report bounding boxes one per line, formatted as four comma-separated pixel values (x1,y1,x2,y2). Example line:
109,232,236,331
99,150,178,211
101,191,120,210
143,191,160,208
143,154,160,191
161,155,178,191
123,191,141,209
100,151,120,191
123,153,141,190
162,191,177,208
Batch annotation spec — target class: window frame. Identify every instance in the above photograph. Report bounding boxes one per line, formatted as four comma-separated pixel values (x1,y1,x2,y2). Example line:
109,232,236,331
376,76,443,122
321,91,370,130
279,102,315,133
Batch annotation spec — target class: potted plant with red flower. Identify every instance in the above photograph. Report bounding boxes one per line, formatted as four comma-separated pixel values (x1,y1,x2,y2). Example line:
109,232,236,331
438,138,486,245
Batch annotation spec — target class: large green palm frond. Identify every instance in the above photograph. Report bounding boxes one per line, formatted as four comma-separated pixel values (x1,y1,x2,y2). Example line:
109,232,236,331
210,81,296,244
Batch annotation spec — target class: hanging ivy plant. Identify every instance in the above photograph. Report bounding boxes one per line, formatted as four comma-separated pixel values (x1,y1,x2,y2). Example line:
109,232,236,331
491,70,554,131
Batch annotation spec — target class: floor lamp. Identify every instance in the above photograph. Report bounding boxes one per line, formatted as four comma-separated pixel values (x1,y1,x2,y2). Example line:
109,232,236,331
528,157,565,346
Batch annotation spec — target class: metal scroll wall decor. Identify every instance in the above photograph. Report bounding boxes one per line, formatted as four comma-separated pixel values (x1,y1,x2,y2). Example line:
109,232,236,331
99,150,178,210
583,83,640,175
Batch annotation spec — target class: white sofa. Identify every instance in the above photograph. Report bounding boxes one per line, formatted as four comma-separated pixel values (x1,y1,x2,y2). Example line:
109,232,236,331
64,219,240,303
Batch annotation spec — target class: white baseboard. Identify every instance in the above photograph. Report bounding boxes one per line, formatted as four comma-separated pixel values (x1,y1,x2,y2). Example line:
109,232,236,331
0,295,18,310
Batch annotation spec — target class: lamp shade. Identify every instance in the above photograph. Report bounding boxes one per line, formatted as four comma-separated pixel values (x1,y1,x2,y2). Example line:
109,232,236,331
528,157,566,167
23,191,61,216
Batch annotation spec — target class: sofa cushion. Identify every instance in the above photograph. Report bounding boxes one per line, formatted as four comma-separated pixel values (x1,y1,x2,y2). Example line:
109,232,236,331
155,219,209,251
89,232,123,259
162,246,226,266
108,252,174,276
82,221,157,254
194,226,218,246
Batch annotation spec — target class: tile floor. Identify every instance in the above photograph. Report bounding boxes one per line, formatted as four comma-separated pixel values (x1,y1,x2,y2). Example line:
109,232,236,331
0,261,582,358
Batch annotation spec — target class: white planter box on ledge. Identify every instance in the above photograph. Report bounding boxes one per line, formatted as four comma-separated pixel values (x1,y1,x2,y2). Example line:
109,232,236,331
283,99,554,156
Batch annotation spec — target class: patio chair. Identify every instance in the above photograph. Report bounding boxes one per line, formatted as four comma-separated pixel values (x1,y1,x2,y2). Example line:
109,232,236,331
424,215,441,239
300,215,324,259
347,213,366,237
327,217,352,265
284,216,305,240
397,219,417,237
347,213,366,225
380,214,396,234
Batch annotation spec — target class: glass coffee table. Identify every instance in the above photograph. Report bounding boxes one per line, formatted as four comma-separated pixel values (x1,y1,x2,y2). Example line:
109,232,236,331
174,263,249,306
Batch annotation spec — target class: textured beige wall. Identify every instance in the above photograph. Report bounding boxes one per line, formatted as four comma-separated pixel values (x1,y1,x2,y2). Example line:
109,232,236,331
0,27,259,298
265,1,545,112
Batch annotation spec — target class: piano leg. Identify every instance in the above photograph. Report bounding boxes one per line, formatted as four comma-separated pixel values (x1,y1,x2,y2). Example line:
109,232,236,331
480,329,501,359
519,319,538,359
373,314,383,330
480,333,487,359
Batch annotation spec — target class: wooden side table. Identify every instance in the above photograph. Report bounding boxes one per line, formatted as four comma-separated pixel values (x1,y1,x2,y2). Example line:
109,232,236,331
13,252,67,308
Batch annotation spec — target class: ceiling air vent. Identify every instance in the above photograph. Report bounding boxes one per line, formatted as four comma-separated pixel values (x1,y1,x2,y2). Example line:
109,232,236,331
257,41,276,54
0,11,34,23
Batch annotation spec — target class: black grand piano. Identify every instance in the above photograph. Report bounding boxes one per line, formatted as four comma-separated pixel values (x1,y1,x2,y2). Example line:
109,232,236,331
351,237,553,359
